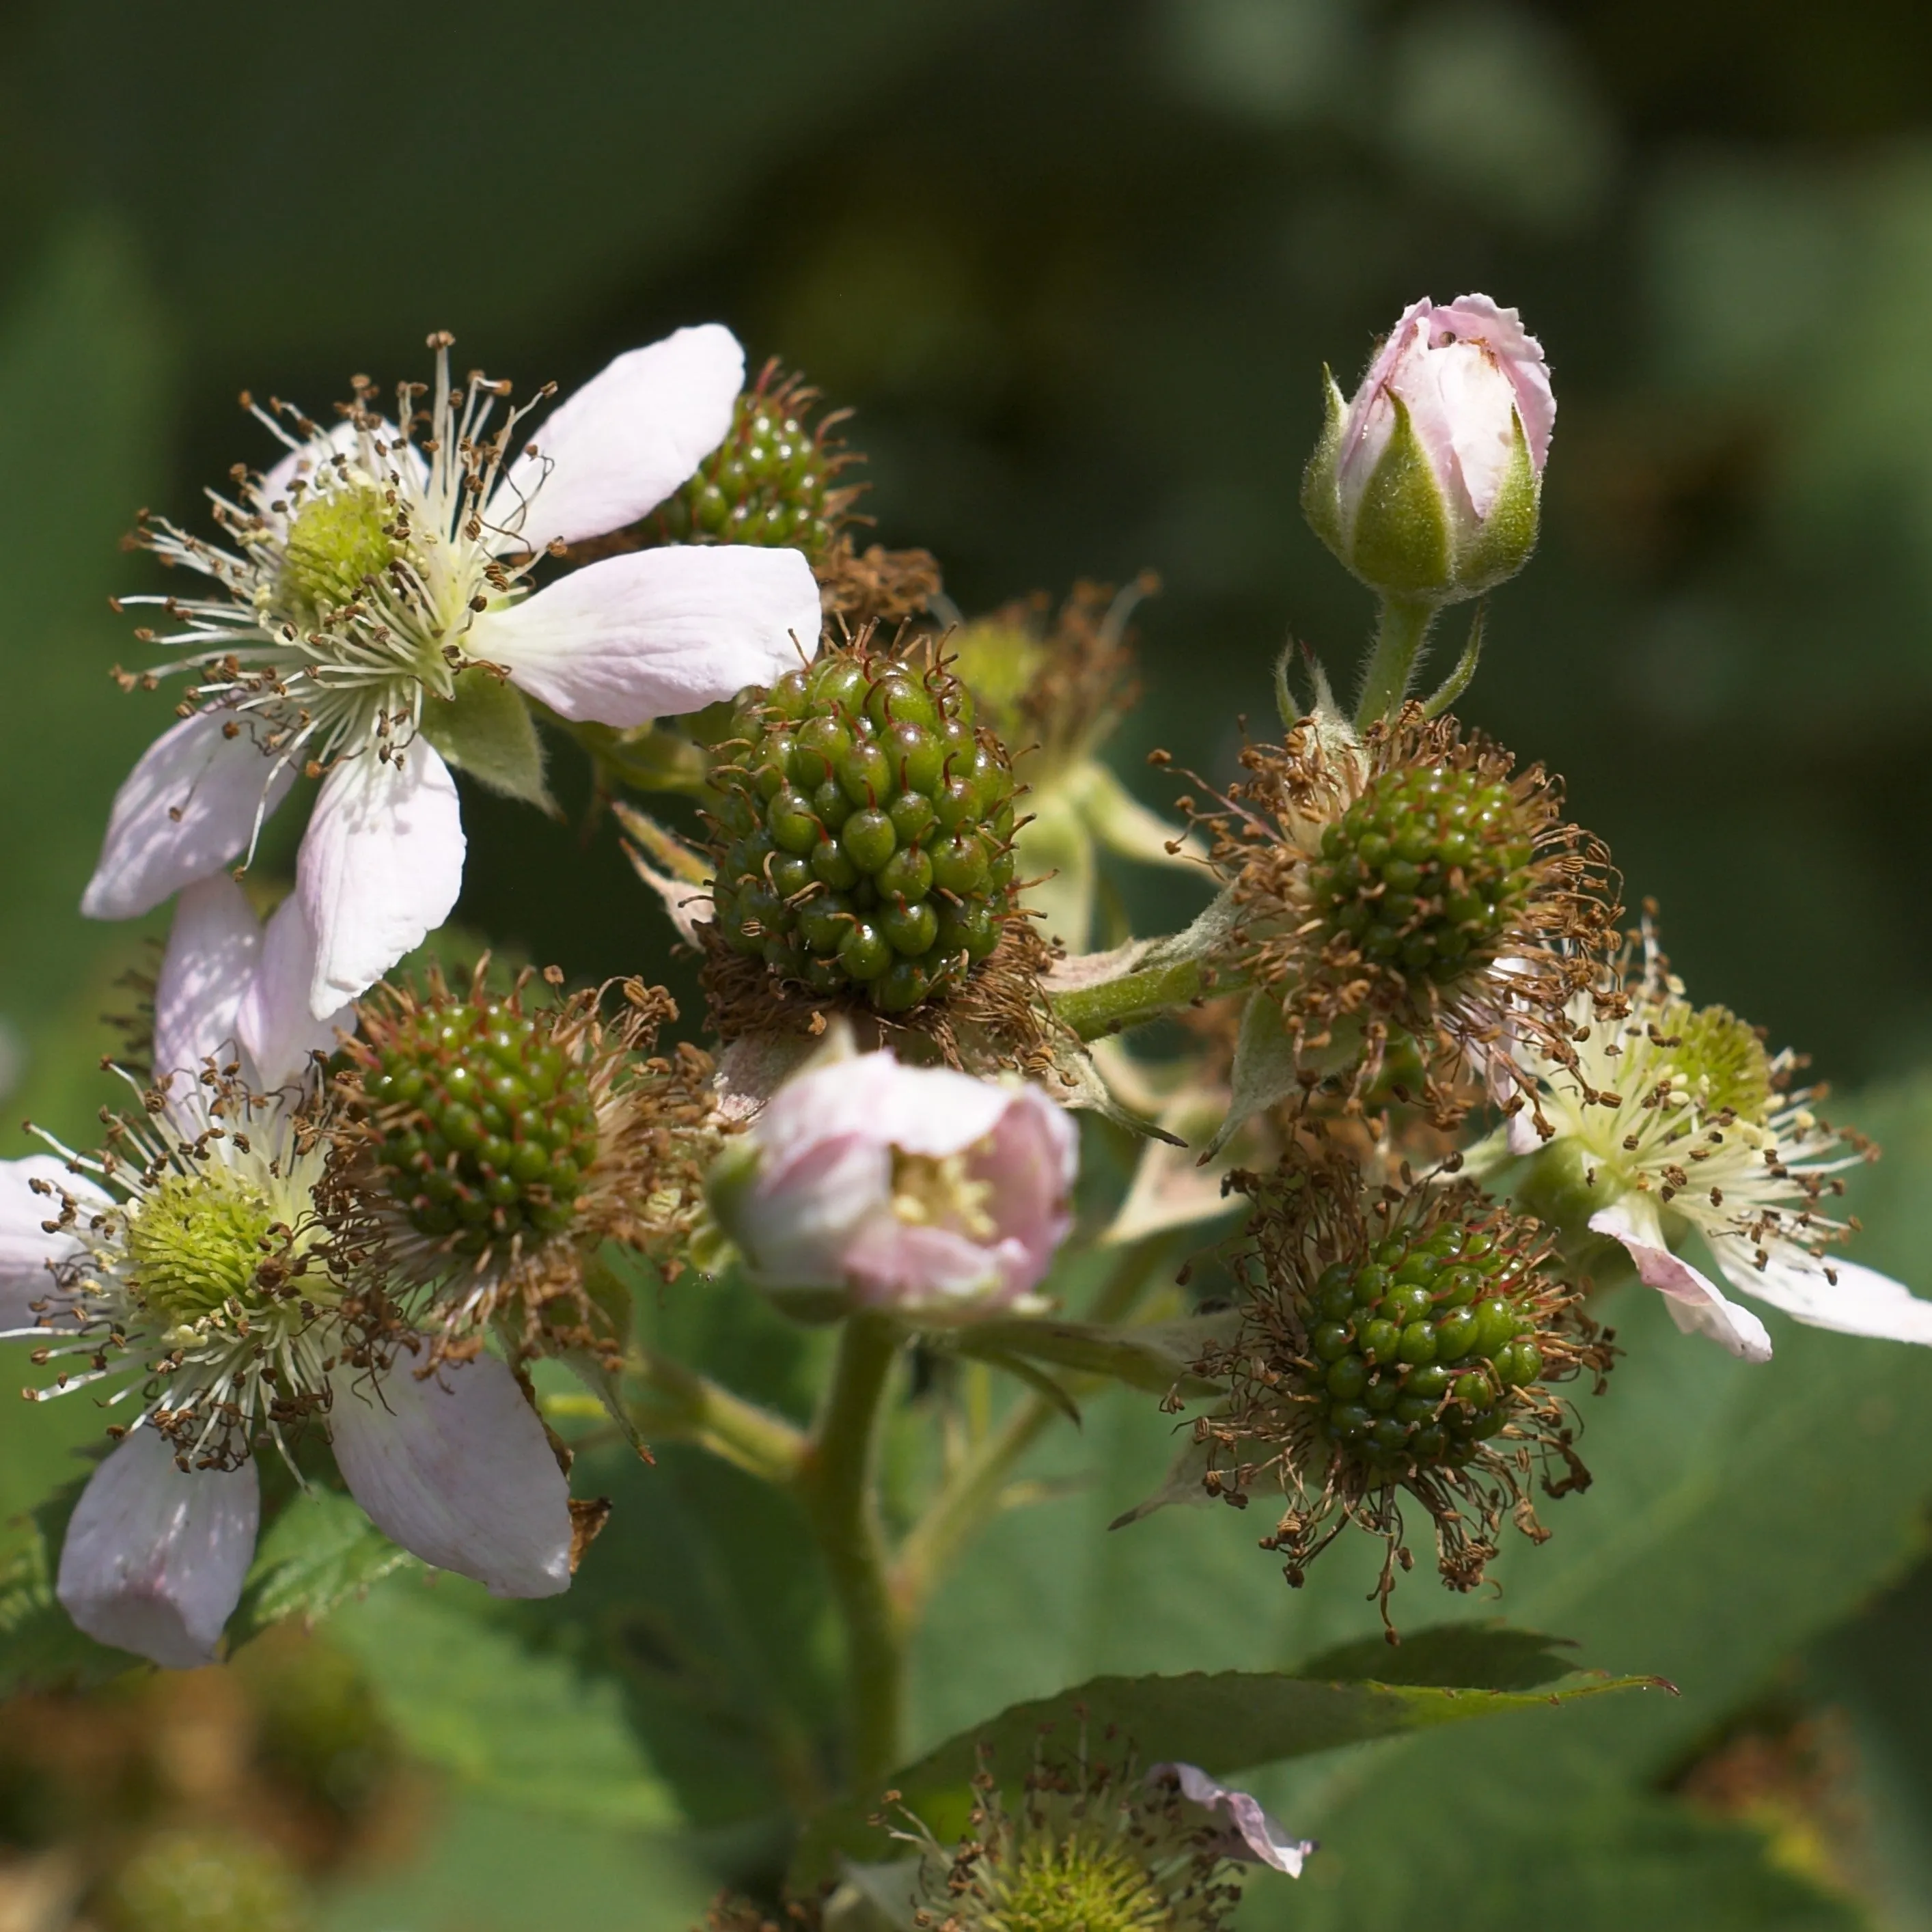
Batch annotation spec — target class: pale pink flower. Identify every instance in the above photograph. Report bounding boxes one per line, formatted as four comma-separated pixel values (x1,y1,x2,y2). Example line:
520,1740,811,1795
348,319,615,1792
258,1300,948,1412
1306,292,1553,601
5,886,573,1668
84,325,822,1025
713,1047,1078,1320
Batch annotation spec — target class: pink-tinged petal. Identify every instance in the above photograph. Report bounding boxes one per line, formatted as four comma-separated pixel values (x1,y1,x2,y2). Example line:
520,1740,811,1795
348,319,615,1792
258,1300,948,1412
56,1431,259,1669
153,877,260,1100
236,894,353,1088
1715,1249,1932,1345
0,1157,105,1329
329,1351,571,1599
1425,340,1525,521
844,1215,1006,1308
297,745,465,1019
1335,299,1433,514
1588,1198,1772,1363
488,325,745,553
736,1133,892,1288
969,1088,1078,1288
759,1053,1015,1165
81,711,293,921
475,544,821,728
1151,1763,1315,1877
1433,294,1556,471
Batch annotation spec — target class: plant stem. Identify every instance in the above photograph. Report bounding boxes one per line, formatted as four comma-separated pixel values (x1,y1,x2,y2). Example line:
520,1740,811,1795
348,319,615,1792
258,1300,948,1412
892,1234,1180,1621
1354,594,1438,730
624,1347,808,1486
795,1311,905,1793
1051,954,1240,1042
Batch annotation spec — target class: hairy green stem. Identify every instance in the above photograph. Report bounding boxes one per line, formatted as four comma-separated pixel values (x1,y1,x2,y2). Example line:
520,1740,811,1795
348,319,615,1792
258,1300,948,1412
624,1347,808,1486
892,1234,1181,1620
1051,954,1244,1041
1354,594,1438,730
795,1312,906,1793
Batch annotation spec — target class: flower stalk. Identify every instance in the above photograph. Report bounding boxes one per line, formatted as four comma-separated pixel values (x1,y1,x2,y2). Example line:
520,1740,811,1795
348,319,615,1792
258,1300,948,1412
1354,594,1437,730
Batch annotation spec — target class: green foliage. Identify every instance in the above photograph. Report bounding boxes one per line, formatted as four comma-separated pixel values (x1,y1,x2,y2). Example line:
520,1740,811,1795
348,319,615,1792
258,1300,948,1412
792,1636,1666,1890
232,1487,419,1645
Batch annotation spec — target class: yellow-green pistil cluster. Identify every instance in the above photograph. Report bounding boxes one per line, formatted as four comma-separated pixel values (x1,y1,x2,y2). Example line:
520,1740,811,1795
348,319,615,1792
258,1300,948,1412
275,485,396,622
126,1171,283,1329
707,650,1019,1015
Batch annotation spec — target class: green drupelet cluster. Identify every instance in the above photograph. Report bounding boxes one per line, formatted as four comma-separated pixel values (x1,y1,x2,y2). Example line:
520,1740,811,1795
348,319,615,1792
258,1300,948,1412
361,996,597,1257
1308,763,1534,982
707,650,1021,1016
653,364,857,561
1302,1218,1549,1475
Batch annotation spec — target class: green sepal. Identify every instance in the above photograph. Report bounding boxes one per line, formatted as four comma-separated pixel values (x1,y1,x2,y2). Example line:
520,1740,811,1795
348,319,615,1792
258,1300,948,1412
420,668,555,811
1348,392,1454,598
1299,365,1349,561
1454,411,1542,594
788,1635,1670,1890
948,1312,1235,1398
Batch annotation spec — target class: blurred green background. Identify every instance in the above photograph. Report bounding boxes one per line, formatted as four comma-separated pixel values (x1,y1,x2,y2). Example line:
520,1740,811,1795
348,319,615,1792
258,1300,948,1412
6,1,1932,1928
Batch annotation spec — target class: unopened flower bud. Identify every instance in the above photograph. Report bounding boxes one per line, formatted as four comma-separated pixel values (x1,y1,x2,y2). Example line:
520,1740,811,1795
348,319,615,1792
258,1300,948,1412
1302,294,1553,605
707,1044,1075,1323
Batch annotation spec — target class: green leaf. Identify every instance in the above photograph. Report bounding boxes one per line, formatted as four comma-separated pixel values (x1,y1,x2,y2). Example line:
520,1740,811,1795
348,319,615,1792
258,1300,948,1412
792,1640,1665,1888
232,1486,418,1643
419,668,554,810
327,1573,682,1830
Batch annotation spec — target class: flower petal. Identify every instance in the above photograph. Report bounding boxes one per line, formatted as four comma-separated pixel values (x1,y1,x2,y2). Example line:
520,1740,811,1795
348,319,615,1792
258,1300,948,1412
0,1156,104,1329
55,1431,259,1669
731,1132,892,1288
475,544,822,728
81,711,293,921
488,325,745,553
1588,1197,1772,1363
297,745,465,1019
329,1351,571,1599
1435,294,1556,471
759,1053,1016,1167
236,894,354,1088
153,877,260,1100
1715,1248,1932,1344
1150,1763,1315,1877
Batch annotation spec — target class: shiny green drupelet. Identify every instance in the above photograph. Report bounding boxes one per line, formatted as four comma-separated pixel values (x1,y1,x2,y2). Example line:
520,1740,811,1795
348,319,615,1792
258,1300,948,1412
707,650,1020,1016
1309,764,1534,983
363,998,596,1255
1304,1220,1547,1475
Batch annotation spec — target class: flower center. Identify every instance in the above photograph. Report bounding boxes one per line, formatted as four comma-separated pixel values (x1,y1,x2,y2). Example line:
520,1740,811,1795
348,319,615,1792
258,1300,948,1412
126,1171,280,1325
980,1835,1172,1932
1660,1002,1771,1122
891,1148,997,1240
279,484,396,618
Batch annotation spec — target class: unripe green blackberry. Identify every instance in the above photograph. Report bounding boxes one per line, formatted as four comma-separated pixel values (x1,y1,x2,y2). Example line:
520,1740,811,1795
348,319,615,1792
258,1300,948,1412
359,993,597,1257
653,361,861,562
1198,1170,1613,1619
705,642,1021,1017
1309,763,1533,985
1300,1217,1542,1476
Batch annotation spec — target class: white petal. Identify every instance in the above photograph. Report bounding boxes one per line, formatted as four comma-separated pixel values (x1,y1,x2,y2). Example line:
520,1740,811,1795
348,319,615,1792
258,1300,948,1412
297,745,465,1019
1588,1198,1773,1363
488,325,745,553
0,1156,105,1329
1152,1763,1315,1877
475,545,821,728
1717,1248,1932,1345
56,1431,259,1669
236,894,354,1087
758,1052,1016,1166
731,1133,893,1288
81,711,293,921
329,1351,571,1598
154,877,260,1099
